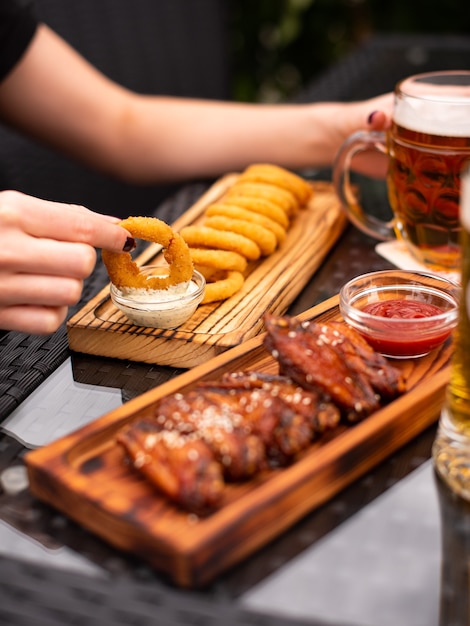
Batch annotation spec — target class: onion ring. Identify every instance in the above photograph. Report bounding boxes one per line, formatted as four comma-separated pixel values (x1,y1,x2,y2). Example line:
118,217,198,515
238,163,313,205
204,215,277,256
220,195,290,228
102,216,193,290
180,225,261,261
225,182,298,215
189,248,247,272
201,270,245,304
205,203,287,244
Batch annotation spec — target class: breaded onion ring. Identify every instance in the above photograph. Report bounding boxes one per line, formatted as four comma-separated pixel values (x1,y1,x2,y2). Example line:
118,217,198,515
180,225,261,261
238,163,313,205
204,215,277,256
201,270,245,304
102,216,193,290
221,196,289,229
205,203,287,244
225,182,298,215
189,248,247,272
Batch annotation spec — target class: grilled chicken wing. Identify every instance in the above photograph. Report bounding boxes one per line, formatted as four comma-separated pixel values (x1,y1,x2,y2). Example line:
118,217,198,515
117,418,224,513
263,314,404,422
116,313,406,514
214,371,341,434
327,321,406,400
157,384,312,468
155,390,266,480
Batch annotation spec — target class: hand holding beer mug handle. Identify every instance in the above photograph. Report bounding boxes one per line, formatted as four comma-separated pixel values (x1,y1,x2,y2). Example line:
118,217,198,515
333,130,394,241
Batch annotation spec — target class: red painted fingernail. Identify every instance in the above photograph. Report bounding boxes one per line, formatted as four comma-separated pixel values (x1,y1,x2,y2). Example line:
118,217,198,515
123,237,136,252
367,110,378,124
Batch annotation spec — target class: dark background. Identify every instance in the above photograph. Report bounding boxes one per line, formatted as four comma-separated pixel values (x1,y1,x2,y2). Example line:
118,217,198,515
1,0,469,218
229,0,470,102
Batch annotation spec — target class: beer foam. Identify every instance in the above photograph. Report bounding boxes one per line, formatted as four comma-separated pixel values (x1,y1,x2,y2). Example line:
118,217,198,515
394,97,470,137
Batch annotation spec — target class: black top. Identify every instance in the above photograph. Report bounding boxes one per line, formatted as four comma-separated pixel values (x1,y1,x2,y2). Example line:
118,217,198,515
0,0,37,82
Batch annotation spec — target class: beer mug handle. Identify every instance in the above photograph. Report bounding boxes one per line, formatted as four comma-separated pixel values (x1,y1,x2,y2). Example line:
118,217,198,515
333,130,395,240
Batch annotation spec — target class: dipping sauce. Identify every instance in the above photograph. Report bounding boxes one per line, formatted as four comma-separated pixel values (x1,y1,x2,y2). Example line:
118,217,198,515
362,299,445,319
339,270,459,360
109,268,205,329
360,298,452,357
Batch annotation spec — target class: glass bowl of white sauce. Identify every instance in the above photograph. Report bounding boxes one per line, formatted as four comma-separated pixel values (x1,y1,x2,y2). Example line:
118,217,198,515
110,266,205,329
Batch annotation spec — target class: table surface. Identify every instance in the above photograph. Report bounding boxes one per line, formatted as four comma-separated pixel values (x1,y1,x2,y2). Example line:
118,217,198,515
2,33,470,626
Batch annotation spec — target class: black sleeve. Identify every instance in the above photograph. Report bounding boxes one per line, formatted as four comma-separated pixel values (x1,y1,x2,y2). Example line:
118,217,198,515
0,0,38,82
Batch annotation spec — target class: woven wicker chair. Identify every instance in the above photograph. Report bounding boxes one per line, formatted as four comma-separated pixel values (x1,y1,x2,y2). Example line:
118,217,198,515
296,33,470,103
0,0,231,217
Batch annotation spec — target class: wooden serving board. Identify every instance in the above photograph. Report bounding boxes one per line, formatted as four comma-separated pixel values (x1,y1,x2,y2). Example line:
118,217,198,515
66,176,347,367
26,298,452,589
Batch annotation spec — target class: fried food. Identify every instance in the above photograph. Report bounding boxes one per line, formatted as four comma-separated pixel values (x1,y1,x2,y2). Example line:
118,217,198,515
189,248,247,272
220,195,290,228
205,204,287,245
180,225,261,261
175,163,311,303
200,269,245,304
238,163,313,206
155,391,266,480
117,418,224,513
194,385,313,464
225,182,299,215
103,165,311,306
102,216,193,290
156,381,315,469
327,321,406,401
215,371,341,435
204,215,277,256
263,314,405,422
116,311,406,514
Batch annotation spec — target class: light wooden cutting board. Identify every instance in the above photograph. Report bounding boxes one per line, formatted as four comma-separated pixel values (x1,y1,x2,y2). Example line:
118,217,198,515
67,176,347,367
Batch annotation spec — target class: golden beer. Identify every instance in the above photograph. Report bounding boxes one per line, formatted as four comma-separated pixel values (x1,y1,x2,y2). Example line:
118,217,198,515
433,164,470,499
387,123,470,268
334,71,470,271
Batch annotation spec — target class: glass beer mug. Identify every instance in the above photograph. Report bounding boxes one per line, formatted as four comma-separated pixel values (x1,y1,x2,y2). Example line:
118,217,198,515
334,71,470,270
433,163,470,500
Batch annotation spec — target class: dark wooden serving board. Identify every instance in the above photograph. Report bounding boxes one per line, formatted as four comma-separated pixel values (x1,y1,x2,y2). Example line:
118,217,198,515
66,176,347,367
26,298,452,588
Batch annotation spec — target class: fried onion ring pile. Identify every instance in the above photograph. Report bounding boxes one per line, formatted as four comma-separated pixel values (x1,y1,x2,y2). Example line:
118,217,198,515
205,204,287,245
225,182,298,217
179,163,313,304
102,216,193,290
238,163,313,206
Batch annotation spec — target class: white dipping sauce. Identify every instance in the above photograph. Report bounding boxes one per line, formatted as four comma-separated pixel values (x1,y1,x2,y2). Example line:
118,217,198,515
111,273,205,329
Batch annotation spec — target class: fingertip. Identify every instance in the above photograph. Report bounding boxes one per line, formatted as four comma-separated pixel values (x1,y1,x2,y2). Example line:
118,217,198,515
367,110,379,125
367,110,389,131
123,236,136,252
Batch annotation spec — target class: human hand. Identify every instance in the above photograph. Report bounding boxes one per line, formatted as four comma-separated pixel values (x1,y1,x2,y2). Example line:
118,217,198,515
367,108,392,132
344,93,393,178
0,191,134,334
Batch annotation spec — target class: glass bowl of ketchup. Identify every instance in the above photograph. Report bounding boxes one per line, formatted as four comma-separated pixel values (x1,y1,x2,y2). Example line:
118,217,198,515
339,270,460,358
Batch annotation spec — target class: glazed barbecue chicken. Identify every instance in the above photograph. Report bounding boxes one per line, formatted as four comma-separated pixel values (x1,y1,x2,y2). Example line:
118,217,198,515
117,373,341,512
264,314,405,422
214,371,340,435
117,418,224,513
117,314,405,513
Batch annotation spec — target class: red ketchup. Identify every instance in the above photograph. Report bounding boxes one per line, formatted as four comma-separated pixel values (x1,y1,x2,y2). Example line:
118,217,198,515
360,298,450,357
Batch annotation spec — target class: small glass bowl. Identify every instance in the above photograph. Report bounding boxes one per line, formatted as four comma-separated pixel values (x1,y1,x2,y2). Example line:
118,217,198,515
339,270,460,358
110,266,205,329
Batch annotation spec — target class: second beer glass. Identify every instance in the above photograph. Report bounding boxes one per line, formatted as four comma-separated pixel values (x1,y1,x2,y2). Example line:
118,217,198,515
433,164,470,500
